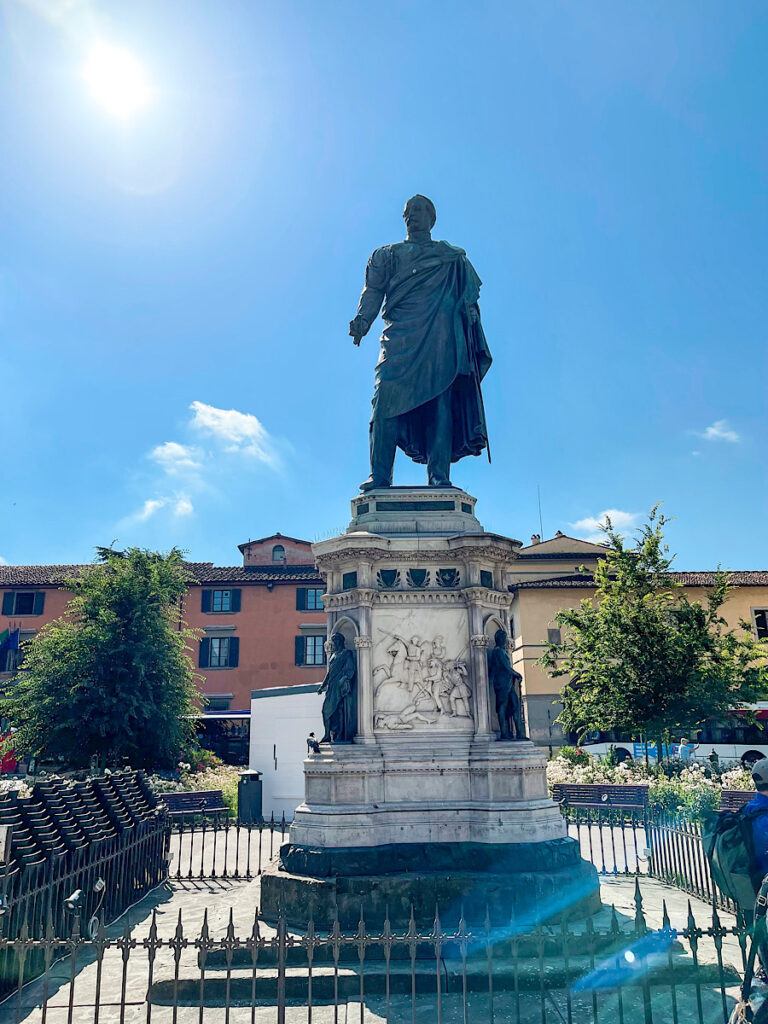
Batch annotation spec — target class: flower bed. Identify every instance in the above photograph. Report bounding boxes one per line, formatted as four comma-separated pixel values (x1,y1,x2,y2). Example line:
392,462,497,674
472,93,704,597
547,749,755,821
145,762,242,816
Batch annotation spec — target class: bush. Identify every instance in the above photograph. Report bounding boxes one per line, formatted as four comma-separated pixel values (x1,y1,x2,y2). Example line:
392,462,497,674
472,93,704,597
558,746,592,767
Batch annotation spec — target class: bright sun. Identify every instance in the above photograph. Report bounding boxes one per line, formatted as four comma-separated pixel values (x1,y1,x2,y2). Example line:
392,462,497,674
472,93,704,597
83,43,151,118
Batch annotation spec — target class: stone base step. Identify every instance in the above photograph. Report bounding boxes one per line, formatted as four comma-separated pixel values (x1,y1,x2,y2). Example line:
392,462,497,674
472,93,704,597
149,954,735,1005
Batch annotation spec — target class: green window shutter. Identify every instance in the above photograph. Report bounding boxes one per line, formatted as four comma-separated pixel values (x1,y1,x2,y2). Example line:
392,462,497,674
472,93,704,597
1,594,13,617
199,638,210,668
294,636,305,666
228,637,239,667
231,589,242,613
201,590,212,613
33,592,45,615
296,588,306,611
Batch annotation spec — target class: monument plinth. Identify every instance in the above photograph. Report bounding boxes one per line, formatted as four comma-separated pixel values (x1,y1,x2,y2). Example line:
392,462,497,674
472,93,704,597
260,488,600,928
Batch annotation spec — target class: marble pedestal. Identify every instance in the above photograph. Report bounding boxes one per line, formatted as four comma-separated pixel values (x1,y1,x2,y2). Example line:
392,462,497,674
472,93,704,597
260,487,599,928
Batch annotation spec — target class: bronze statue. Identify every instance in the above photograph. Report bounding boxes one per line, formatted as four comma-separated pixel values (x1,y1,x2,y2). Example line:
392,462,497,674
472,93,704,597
318,633,357,743
487,629,526,741
350,195,492,491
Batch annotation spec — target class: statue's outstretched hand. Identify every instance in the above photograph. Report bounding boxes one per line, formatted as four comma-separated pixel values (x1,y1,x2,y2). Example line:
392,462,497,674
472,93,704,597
349,315,369,346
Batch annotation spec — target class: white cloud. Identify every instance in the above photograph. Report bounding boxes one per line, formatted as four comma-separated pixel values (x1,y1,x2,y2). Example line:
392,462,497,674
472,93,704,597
149,442,203,475
699,419,740,443
0,555,7,565
190,400,279,465
691,450,701,457
128,493,194,524
122,401,281,529
174,495,194,517
569,509,641,544
134,497,168,522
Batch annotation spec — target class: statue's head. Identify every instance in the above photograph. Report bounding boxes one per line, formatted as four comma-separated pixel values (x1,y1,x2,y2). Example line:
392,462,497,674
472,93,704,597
331,632,345,651
403,194,436,232
494,629,508,648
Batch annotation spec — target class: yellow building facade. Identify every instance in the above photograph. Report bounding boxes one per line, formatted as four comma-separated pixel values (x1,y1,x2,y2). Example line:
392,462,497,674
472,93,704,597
508,533,768,750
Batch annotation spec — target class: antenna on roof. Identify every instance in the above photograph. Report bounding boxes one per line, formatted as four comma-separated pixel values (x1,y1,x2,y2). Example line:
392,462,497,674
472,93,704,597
537,485,544,539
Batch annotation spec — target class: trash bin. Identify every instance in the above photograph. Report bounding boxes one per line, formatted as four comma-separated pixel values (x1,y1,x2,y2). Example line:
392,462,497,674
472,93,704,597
237,769,263,824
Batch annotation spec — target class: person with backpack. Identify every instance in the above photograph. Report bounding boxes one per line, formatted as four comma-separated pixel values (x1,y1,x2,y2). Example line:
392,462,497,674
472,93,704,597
745,760,768,881
705,758,768,919
706,759,768,1021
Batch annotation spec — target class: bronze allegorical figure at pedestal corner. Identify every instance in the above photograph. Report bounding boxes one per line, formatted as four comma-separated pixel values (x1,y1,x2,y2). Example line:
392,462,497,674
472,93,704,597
487,629,527,741
318,633,357,744
350,195,492,492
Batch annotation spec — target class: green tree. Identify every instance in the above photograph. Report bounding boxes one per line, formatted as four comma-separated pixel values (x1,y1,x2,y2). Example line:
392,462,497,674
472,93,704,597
540,508,768,755
1,547,202,769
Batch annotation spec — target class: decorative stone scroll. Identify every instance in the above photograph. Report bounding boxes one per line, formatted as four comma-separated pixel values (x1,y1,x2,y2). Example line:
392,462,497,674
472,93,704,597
372,631,473,731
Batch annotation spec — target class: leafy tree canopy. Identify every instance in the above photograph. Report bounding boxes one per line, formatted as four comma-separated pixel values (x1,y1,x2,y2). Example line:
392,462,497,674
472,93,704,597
540,507,768,749
1,547,202,769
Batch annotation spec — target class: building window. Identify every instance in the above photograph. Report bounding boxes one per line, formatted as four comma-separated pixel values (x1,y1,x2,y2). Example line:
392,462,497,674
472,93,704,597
0,629,32,674
755,610,768,642
272,545,286,563
480,570,493,589
1,592,45,617
547,627,562,646
199,636,239,669
305,636,326,666
210,637,230,667
295,634,327,666
206,695,232,712
296,588,324,611
201,589,241,613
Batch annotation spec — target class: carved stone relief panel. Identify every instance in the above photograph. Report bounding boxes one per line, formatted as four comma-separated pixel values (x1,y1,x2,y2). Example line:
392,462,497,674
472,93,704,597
371,608,472,732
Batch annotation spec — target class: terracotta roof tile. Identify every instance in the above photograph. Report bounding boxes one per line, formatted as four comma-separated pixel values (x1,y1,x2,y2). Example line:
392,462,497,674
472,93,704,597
513,571,768,590
0,562,323,587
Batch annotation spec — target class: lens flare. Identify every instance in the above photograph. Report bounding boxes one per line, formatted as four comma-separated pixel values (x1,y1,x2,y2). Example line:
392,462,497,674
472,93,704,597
83,43,151,118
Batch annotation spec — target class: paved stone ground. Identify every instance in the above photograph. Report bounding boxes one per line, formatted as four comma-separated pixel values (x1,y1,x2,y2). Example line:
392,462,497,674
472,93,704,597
0,873,757,1024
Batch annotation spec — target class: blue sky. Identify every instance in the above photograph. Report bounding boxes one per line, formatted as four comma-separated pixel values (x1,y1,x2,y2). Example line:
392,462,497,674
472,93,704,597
1,0,766,570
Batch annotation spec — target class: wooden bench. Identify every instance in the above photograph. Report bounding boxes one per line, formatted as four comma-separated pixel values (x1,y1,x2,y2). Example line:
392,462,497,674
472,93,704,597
161,790,228,817
720,789,756,812
553,783,650,809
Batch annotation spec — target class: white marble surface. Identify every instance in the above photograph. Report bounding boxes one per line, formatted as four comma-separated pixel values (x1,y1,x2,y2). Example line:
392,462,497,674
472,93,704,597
287,494,564,851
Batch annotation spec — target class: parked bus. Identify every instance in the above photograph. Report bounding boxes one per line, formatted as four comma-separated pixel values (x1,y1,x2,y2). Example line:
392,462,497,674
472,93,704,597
578,703,768,767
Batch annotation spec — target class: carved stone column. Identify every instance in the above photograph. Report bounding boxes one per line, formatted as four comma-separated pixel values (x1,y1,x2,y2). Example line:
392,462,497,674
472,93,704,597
353,635,375,744
469,627,493,740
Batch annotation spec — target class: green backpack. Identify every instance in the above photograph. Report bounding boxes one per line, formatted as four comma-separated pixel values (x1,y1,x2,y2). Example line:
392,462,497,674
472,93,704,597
703,806,768,909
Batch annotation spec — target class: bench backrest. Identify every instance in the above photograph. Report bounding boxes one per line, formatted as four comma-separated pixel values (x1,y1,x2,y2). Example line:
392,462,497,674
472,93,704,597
553,783,649,807
161,789,227,814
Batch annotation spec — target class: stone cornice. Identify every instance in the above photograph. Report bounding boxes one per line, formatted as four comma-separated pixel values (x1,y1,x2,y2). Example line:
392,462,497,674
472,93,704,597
314,541,520,570
325,587,513,610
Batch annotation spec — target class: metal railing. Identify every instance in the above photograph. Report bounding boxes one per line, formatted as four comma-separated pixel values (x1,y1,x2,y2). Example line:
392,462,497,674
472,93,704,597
167,811,290,880
0,881,753,1024
165,805,733,909
563,804,736,911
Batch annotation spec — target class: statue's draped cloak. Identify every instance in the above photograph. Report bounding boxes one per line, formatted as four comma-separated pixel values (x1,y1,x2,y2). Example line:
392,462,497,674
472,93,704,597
321,648,357,741
356,240,492,465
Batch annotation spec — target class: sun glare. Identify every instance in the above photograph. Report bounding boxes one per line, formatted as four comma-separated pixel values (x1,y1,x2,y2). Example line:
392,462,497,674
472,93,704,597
83,43,151,118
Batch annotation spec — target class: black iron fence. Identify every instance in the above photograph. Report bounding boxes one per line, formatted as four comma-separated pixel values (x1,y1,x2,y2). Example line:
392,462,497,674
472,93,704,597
563,804,737,911
167,811,289,880
162,803,732,909
0,881,755,1024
